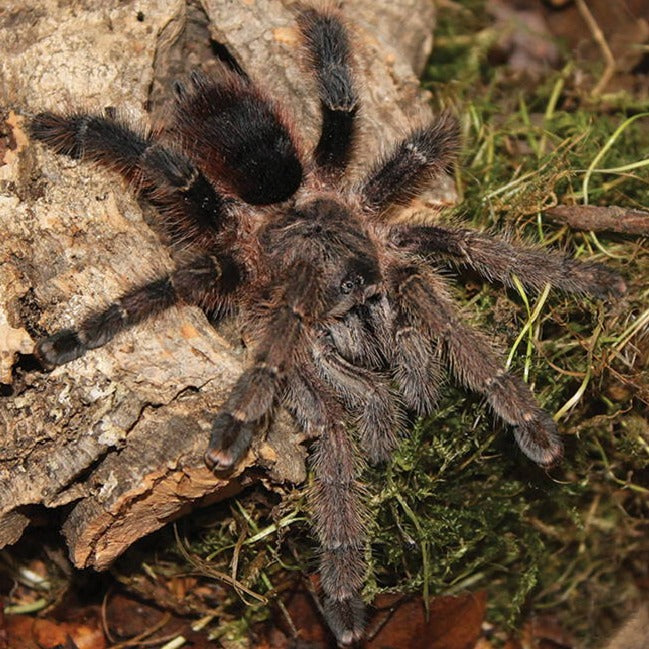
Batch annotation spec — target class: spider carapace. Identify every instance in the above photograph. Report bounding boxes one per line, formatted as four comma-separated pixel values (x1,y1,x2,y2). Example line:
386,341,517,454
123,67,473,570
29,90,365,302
29,7,624,645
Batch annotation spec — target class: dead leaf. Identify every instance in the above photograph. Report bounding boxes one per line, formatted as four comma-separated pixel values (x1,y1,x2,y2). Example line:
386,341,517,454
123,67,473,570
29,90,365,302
367,592,487,649
6,617,105,649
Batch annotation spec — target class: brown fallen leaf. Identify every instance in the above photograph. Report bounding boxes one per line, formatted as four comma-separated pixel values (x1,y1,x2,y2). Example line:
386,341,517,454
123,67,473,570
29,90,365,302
6,616,105,649
256,587,487,648
367,592,487,649
487,0,560,73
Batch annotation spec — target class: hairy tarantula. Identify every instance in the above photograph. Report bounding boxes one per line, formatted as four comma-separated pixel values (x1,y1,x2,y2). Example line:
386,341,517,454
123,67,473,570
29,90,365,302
29,6,624,646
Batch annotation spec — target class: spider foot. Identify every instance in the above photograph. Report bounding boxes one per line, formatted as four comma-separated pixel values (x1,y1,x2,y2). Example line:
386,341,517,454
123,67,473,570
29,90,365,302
205,413,254,472
579,261,627,299
513,411,563,468
35,330,86,368
324,594,365,647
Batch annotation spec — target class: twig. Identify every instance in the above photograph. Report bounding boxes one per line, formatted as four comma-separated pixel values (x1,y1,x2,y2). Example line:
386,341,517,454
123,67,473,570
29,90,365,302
545,205,649,235
575,0,616,95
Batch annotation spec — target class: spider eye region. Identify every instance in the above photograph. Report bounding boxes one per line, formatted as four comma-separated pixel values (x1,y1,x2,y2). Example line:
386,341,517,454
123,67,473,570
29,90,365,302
328,264,380,319
340,273,366,294
338,257,381,303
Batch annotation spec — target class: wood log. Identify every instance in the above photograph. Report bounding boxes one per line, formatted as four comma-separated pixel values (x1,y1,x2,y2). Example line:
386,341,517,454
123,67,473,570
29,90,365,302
0,0,449,570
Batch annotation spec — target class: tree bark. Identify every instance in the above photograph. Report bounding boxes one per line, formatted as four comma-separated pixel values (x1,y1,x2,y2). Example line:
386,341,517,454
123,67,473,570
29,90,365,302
0,0,446,570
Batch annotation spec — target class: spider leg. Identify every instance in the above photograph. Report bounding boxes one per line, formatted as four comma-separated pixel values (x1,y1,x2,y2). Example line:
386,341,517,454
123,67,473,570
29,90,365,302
312,423,367,646
360,112,459,213
392,225,626,298
313,333,403,463
29,112,230,248
392,263,562,467
205,260,321,470
172,72,303,205
297,7,359,173
36,254,240,368
392,312,444,416
283,369,367,646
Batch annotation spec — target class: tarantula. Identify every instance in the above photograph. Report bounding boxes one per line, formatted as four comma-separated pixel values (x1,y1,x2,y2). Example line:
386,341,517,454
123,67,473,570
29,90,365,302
29,6,624,646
